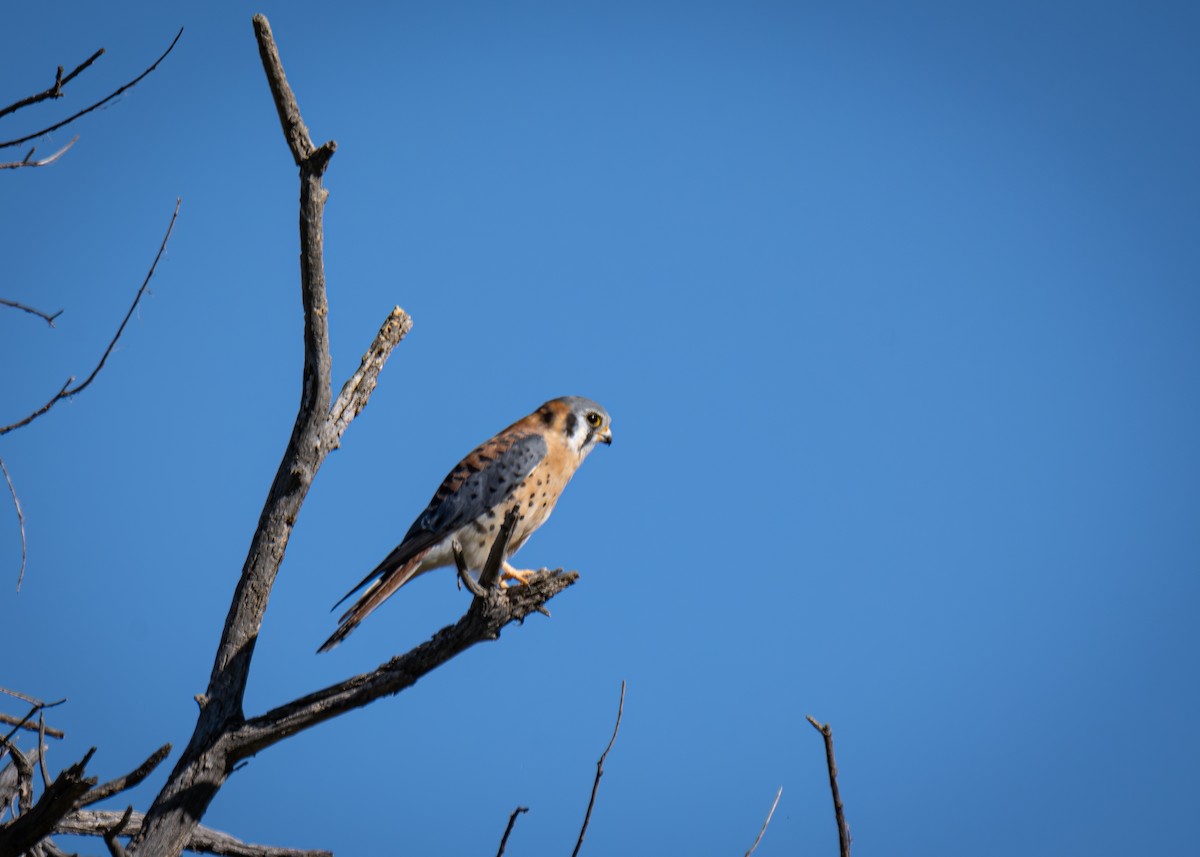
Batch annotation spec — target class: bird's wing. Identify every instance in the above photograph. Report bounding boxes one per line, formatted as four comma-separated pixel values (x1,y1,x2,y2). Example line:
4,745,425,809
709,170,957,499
329,430,548,611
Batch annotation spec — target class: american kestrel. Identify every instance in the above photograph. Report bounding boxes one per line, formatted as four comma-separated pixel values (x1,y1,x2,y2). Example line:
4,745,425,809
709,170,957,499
318,396,612,652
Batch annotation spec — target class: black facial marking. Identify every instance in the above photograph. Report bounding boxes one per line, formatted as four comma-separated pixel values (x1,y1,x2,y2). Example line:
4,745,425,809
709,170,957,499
565,412,578,438
540,408,555,426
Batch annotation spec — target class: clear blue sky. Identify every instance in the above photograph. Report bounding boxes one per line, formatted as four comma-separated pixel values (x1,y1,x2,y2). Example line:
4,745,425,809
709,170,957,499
3,3,1198,855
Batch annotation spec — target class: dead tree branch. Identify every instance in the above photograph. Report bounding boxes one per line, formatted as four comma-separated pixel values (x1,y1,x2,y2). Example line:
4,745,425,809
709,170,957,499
0,458,26,592
0,29,182,151
0,298,63,327
0,748,97,857
744,786,782,857
495,806,528,857
128,15,413,856
79,744,171,807
0,712,62,740
572,680,626,857
0,48,105,121
806,715,851,857
231,570,576,760
0,197,182,439
0,136,78,170
57,811,331,857
103,806,133,857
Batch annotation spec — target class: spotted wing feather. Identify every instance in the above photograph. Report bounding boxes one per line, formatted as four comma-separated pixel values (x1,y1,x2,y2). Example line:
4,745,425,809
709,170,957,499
330,431,548,610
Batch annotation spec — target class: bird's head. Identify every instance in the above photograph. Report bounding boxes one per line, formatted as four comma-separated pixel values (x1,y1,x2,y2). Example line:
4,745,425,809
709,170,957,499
547,396,612,458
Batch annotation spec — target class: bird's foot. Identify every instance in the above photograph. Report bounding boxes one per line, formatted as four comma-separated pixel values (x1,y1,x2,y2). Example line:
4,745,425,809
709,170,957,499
500,562,538,587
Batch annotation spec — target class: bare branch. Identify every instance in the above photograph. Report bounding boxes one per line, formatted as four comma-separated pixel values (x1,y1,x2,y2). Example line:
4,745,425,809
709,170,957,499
79,743,171,807
806,715,851,857
495,806,528,857
0,136,79,170
0,748,97,857
231,567,578,759
323,306,413,450
0,197,181,438
0,30,182,151
0,458,26,592
572,680,626,857
1,699,66,751
744,786,782,857
132,16,397,854
0,299,63,327
0,715,62,740
0,739,34,815
451,541,486,597
479,508,520,590
0,48,105,121
102,807,132,857
250,15,317,164
36,716,50,791
57,811,331,857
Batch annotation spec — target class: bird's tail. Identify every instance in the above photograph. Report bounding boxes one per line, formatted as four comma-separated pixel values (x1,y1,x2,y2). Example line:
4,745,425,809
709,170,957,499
317,551,428,653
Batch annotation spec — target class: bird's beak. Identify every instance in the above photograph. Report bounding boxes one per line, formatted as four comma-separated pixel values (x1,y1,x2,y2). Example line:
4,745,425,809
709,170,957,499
599,426,613,445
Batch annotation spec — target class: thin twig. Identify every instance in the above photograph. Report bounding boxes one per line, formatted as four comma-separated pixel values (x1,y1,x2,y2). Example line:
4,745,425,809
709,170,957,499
0,299,63,327
80,743,172,807
806,715,851,857
494,806,528,857
571,680,626,857
1,699,65,752
37,713,51,790
0,196,181,438
744,786,783,857
0,48,105,121
1,456,27,590
0,30,183,151
451,541,486,597
0,135,79,170
103,806,133,857
0,713,64,740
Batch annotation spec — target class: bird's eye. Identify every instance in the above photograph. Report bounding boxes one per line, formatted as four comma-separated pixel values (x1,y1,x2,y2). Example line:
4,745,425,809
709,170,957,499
586,411,603,428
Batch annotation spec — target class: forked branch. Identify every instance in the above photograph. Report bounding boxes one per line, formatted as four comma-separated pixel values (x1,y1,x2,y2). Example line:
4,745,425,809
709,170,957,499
0,197,182,439
0,29,183,151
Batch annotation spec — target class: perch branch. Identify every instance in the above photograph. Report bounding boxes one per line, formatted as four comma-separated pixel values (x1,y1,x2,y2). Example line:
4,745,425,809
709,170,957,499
230,565,578,759
0,48,105,121
495,806,528,857
57,811,331,857
0,299,63,327
571,680,626,857
0,197,181,438
0,29,182,151
806,715,851,857
744,786,782,857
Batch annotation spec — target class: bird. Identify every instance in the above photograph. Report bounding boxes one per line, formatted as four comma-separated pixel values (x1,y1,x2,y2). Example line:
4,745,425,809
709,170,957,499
318,396,612,652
